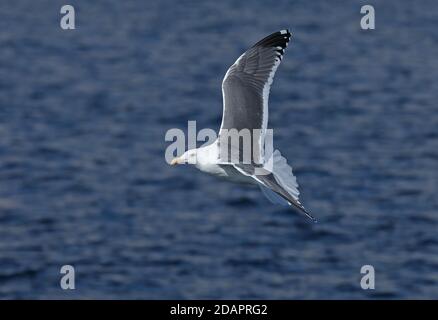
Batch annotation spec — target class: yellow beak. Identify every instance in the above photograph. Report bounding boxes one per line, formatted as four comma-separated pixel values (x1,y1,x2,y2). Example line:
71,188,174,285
170,157,180,166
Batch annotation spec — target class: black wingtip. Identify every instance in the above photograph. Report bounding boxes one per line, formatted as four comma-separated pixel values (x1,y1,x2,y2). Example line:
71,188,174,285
290,201,317,223
302,210,318,223
252,29,292,50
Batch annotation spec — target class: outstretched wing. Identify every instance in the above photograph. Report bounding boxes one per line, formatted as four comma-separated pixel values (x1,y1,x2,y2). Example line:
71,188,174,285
219,30,292,164
231,163,316,222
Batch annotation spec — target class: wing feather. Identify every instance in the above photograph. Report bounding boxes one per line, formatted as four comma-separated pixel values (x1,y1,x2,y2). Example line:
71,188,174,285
218,30,292,164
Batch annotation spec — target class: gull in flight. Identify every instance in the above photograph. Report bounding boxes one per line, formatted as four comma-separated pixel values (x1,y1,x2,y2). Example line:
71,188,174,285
171,30,315,221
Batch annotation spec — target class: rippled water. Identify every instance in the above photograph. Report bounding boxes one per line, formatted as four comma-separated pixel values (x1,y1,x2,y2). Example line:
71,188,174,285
0,0,437,299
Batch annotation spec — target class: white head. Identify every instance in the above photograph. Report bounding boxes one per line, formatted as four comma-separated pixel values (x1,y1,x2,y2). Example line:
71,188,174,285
170,144,218,167
170,149,197,166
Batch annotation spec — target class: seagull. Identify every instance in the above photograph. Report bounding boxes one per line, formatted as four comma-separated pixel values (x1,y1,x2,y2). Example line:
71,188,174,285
171,30,315,222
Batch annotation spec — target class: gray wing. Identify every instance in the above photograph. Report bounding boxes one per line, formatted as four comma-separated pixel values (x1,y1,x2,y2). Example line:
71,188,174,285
218,30,292,164
256,172,316,222
232,164,316,222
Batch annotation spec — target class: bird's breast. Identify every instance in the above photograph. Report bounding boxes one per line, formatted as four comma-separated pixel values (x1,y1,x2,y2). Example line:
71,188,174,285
196,162,255,185
195,162,227,177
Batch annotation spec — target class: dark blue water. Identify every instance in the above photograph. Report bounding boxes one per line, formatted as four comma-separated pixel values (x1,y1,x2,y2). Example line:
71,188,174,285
0,0,437,299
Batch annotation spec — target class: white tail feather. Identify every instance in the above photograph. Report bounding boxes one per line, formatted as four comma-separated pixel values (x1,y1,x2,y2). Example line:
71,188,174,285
267,150,300,202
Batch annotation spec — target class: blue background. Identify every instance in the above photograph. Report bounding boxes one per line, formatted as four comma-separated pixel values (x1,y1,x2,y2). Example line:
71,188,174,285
0,0,437,298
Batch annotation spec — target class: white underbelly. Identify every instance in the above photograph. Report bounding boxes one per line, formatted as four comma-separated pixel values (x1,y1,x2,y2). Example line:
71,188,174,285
196,163,255,185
